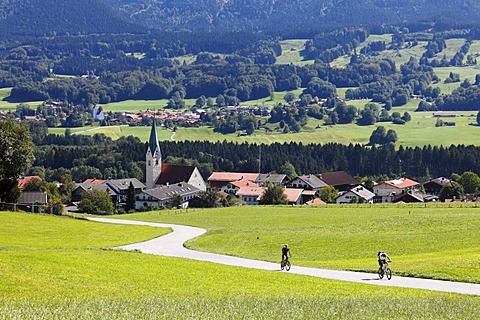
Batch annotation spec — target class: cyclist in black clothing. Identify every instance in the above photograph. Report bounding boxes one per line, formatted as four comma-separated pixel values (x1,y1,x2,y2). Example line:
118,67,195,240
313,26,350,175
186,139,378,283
282,244,290,262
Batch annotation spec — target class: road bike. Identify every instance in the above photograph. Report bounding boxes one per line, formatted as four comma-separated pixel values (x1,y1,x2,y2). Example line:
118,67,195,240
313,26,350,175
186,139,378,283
378,261,392,280
280,258,291,271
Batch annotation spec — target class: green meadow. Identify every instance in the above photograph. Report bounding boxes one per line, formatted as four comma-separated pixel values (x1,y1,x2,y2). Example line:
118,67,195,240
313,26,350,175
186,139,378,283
0,87,42,111
1,209,480,319
275,39,314,66
49,105,480,147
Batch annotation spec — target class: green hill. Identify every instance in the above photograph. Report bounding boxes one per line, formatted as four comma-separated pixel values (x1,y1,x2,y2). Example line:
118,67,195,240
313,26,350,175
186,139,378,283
0,0,142,36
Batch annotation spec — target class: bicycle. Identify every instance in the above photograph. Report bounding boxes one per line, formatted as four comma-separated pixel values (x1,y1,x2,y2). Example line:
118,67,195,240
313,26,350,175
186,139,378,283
280,258,291,271
378,261,392,280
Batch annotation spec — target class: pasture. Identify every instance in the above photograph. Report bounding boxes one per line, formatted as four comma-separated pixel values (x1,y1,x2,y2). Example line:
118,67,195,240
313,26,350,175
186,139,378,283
49,105,480,148
1,209,480,319
276,39,314,66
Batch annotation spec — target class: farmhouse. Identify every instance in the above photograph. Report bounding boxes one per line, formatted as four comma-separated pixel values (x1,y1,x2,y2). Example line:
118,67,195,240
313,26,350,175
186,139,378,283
136,182,200,210
423,177,450,195
287,174,327,192
207,172,259,190
373,177,421,203
336,185,375,204
317,171,359,192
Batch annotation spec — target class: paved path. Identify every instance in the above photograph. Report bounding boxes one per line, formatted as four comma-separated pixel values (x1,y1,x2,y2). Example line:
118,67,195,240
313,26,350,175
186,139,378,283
89,217,480,296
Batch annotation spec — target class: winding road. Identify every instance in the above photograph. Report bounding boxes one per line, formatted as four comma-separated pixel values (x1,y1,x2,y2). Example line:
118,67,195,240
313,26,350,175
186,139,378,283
89,217,480,296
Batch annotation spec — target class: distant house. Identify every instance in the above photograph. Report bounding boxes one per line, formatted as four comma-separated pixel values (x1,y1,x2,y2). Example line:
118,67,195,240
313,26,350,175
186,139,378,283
221,180,259,195
207,172,259,191
283,188,303,205
423,177,450,195
236,186,266,205
106,178,146,205
17,191,48,205
393,190,425,203
373,177,421,203
317,171,360,192
336,185,375,204
18,176,43,190
136,182,200,210
433,112,456,117
287,175,327,192
155,163,206,192
71,181,117,203
255,173,289,186
305,198,326,205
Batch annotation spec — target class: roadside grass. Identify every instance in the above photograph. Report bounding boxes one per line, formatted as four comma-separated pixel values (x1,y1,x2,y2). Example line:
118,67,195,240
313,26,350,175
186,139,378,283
1,210,480,318
115,204,480,283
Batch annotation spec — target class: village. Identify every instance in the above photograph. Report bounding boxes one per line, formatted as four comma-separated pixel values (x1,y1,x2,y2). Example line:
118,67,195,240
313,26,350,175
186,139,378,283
12,118,480,214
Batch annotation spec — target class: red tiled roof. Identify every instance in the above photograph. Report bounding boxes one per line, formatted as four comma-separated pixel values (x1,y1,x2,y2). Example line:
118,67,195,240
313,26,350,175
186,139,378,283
305,198,326,205
83,179,106,185
385,178,419,189
236,186,265,197
283,188,303,203
156,163,195,186
208,172,259,182
230,180,259,188
18,176,43,189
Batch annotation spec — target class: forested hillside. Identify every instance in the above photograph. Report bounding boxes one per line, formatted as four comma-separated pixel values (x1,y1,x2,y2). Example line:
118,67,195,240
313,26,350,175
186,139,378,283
105,0,480,34
0,0,141,36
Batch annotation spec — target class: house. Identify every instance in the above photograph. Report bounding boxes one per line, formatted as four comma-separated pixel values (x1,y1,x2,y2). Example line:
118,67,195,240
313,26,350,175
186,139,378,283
284,188,303,205
207,172,259,190
106,178,146,205
373,177,421,203
145,118,206,192
16,191,48,213
17,191,48,205
17,176,43,190
423,177,450,195
305,198,326,205
317,171,360,192
287,175,328,192
236,186,266,205
155,164,206,192
393,190,425,203
221,180,259,195
255,173,289,186
71,181,117,203
136,182,200,210
336,185,375,204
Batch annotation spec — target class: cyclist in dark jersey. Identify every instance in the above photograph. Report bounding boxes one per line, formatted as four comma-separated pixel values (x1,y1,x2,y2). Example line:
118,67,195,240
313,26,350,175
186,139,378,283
378,251,392,268
282,244,290,262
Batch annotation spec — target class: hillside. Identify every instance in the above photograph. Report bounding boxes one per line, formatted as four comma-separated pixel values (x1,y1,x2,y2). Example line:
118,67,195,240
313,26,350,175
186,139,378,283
105,0,480,33
0,0,142,36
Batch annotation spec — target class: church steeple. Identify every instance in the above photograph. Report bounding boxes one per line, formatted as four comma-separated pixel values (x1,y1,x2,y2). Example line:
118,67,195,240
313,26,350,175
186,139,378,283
146,116,162,189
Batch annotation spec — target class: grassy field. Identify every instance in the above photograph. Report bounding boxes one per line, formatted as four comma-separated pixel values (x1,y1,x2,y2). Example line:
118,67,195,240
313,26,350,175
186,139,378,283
49,102,480,147
0,87,42,111
276,39,314,66
433,65,480,94
1,210,480,319
114,204,480,283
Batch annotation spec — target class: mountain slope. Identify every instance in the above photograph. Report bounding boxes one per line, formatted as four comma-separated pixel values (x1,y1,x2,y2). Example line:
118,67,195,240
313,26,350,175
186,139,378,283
0,0,142,36
104,0,480,33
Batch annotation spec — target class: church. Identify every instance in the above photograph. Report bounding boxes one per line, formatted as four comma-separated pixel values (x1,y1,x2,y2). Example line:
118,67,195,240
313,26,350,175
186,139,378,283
140,118,206,208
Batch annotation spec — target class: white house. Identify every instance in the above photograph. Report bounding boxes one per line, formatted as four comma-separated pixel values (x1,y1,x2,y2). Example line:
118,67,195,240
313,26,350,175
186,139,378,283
336,185,375,204
136,182,200,210
373,178,420,203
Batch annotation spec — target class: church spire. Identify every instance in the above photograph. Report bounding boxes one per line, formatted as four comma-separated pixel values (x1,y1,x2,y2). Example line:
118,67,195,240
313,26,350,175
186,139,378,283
146,114,162,189
148,116,161,157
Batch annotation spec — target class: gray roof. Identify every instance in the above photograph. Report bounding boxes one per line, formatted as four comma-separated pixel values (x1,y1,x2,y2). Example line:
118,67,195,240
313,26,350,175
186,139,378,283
349,185,375,200
142,182,200,201
17,191,48,204
106,178,145,191
295,175,328,188
76,182,117,196
255,173,288,185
